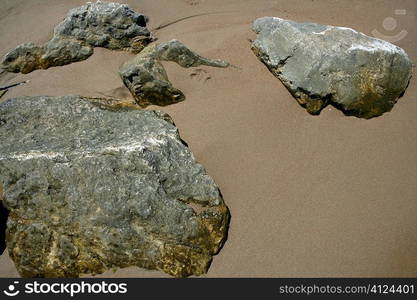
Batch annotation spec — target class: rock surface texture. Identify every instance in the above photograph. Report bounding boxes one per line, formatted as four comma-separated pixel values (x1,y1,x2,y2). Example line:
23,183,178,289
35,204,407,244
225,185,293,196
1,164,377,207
0,185,7,255
252,17,413,119
1,1,152,74
0,95,230,277
119,39,229,107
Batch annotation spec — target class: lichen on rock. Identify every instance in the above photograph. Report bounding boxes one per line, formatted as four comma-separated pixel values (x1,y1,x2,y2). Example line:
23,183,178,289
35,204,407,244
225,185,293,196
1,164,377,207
119,39,229,107
1,1,152,74
251,17,413,119
0,95,230,278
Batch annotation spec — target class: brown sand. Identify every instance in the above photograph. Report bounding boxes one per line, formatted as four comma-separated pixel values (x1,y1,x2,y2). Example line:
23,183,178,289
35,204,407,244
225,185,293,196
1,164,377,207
0,0,416,277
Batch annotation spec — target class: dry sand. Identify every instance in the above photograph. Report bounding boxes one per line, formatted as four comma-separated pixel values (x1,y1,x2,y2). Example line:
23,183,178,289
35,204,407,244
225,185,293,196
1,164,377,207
0,0,416,277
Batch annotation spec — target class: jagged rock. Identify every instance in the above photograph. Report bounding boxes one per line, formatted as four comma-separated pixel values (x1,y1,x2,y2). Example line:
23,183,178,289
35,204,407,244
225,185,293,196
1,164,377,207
53,1,151,51
119,39,229,107
0,95,230,278
1,1,152,74
251,17,413,119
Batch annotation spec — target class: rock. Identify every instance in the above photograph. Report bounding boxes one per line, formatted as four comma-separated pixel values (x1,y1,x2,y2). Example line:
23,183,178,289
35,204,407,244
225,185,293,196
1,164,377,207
155,39,229,68
54,1,151,52
119,39,229,107
0,211,6,255
2,40,94,74
1,43,46,74
0,185,7,255
42,37,94,68
251,17,413,119
0,95,230,277
119,44,185,107
1,1,152,74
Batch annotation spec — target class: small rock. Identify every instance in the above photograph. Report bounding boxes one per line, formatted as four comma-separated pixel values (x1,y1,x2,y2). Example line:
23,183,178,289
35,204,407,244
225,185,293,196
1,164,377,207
0,95,230,277
252,17,413,119
155,39,229,69
1,43,45,74
1,1,152,74
119,39,229,107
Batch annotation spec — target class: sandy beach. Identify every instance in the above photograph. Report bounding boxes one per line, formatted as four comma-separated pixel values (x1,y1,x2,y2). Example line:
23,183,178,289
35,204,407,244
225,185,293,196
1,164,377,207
0,0,416,277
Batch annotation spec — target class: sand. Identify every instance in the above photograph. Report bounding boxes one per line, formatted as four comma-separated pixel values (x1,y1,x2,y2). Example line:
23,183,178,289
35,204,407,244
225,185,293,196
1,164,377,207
0,0,416,277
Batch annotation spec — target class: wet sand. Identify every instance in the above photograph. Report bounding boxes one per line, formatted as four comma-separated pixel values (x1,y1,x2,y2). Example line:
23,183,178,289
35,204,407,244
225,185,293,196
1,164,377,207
0,0,416,277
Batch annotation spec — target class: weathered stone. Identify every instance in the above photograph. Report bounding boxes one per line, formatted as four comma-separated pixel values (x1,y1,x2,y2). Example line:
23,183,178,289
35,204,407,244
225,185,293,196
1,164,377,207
53,1,151,52
0,210,6,255
2,39,94,74
0,184,7,255
0,95,230,278
1,1,152,74
252,17,413,119
155,39,229,68
42,37,94,68
119,39,229,107
119,44,185,107
1,43,45,74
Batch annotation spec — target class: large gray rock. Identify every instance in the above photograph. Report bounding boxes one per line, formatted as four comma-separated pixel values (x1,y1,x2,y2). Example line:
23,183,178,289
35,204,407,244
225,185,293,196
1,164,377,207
1,1,152,74
119,39,229,107
0,95,230,277
252,17,413,119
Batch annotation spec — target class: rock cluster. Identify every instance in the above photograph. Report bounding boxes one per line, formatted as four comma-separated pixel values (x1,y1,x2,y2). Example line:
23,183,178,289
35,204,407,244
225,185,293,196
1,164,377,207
251,17,412,118
1,1,152,74
119,39,229,107
1,0,413,280
0,95,230,277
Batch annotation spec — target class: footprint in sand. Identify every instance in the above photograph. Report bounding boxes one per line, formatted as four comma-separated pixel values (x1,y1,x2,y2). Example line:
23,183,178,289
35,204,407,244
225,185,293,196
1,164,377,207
189,68,211,82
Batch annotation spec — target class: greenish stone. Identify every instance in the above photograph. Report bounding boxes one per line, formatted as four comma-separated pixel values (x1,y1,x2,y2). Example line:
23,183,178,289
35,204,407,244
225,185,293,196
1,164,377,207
0,95,230,278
